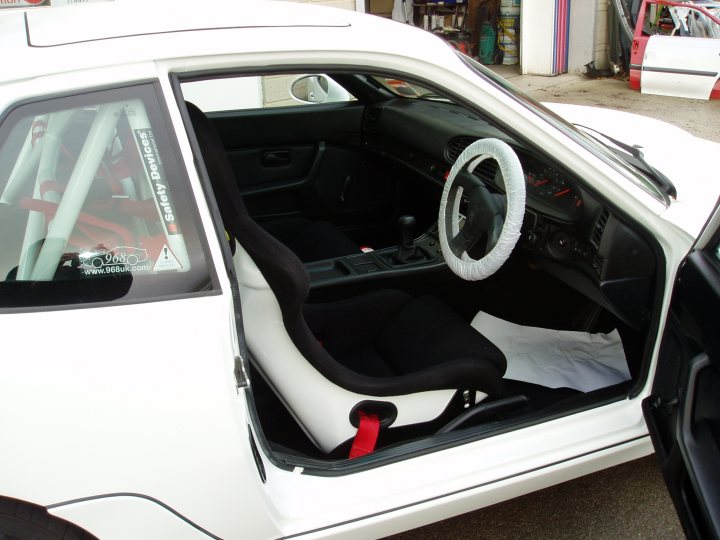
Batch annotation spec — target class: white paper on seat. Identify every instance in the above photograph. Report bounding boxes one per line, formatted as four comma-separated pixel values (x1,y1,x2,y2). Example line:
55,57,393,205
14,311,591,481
471,311,630,392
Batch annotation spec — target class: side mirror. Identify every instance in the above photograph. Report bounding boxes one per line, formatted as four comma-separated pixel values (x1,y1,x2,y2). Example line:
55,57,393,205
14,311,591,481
290,75,350,104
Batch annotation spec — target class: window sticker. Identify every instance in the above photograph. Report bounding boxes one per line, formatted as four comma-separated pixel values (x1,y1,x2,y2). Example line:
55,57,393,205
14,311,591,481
124,100,190,271
79,244,151,276
152,244,183,272
135,129,178,232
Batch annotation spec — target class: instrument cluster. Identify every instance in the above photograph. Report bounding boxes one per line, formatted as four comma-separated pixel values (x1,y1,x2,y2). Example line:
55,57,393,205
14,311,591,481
524,163,583,221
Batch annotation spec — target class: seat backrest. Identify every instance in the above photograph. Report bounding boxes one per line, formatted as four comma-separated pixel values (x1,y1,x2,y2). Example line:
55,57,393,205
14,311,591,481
185,102,249,242
185,102,357,387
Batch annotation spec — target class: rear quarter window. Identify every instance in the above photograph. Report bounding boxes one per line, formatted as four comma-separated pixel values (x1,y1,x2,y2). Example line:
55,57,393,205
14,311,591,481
0,83,217,308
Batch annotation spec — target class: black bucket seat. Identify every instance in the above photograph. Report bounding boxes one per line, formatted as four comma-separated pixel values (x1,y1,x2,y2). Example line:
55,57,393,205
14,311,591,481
185,101,507,454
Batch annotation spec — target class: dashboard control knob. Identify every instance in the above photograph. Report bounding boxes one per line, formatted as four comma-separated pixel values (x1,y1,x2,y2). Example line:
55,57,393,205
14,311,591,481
547,231,573,259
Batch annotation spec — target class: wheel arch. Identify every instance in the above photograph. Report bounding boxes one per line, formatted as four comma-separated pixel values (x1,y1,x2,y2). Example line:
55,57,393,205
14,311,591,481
0,495,97,540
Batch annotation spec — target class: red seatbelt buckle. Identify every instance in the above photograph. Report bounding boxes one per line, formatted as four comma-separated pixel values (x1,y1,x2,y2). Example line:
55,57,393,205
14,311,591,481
349,411,380,459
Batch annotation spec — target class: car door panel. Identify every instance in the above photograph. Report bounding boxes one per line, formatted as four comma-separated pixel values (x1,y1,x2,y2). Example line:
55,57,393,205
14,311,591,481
643,227,720,539
206,103,396,235
226,144,316,188
641,35,720,99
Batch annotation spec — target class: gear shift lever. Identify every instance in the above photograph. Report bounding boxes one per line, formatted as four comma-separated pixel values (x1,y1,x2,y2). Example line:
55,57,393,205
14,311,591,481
394,215,420,264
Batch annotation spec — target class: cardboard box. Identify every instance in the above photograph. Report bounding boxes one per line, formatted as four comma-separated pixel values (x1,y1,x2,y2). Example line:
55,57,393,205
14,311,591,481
369,0,393,14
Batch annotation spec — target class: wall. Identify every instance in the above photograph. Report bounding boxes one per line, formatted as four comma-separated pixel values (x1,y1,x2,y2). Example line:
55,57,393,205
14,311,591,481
523,0,611,75
520,0,556,75
568,0,598,73
594,0,610,69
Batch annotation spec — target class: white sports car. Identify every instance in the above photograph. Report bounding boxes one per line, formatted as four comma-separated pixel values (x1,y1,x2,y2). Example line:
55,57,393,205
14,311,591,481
0,2,718,539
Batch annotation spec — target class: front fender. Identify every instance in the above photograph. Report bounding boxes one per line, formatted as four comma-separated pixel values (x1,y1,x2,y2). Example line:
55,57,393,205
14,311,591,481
49,494,218,540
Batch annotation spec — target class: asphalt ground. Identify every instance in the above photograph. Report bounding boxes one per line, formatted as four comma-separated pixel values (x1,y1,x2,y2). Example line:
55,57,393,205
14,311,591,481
389,66,720,540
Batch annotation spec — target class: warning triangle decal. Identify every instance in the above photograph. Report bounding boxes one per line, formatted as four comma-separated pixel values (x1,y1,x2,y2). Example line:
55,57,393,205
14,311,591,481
153,244,183,272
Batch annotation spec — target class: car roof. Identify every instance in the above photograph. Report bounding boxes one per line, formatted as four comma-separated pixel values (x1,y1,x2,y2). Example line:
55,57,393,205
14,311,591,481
25,0,349,47
0,1,457,85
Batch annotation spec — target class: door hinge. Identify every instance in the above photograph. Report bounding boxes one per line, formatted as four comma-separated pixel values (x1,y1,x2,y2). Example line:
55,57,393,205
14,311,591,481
234,354,249,388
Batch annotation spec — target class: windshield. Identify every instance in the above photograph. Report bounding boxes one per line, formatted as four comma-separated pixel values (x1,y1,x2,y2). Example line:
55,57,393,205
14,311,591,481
458,53,670,206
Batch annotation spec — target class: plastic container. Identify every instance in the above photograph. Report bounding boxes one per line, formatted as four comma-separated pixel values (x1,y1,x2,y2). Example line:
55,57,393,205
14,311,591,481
479,21,496,64
498,5,520,65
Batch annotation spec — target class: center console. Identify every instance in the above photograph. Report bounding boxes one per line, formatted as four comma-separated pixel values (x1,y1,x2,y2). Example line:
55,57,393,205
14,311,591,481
307,218,447,289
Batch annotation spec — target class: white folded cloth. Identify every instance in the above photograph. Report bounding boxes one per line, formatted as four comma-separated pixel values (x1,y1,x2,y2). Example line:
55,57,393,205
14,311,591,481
471,311,631,392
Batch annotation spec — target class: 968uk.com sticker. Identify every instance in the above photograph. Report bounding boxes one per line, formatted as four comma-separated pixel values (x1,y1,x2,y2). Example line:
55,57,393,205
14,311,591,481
80,246,151,275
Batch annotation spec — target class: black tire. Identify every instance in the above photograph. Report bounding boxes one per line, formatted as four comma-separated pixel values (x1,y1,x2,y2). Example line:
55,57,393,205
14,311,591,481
0,498,97,540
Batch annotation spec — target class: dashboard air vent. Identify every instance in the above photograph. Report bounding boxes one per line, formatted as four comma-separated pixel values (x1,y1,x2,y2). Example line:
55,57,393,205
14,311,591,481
364,107,382,133
445,136,478,163
472,158,498,183
590,209,610,251
592,254,603,276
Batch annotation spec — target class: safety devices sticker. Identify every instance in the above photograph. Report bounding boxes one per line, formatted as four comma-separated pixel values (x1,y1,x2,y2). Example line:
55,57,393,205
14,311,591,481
133,128,181,235
153,244,183,272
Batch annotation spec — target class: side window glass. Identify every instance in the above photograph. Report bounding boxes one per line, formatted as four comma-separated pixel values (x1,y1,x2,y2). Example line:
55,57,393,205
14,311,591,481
0,84,215,308
181,74,355,113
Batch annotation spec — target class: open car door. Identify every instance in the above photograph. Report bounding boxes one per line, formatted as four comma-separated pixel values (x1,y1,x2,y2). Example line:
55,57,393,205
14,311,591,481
631,0,720,100
643,202,720,539
641,34,720,100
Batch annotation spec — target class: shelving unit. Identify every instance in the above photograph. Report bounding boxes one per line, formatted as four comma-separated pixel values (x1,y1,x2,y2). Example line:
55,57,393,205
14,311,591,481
413,1,468,30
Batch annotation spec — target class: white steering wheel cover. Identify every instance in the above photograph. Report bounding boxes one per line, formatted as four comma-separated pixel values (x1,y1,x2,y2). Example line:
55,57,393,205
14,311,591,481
439,138,526,281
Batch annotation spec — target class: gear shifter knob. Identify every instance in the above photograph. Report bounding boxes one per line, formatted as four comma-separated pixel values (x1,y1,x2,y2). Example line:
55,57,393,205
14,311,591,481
394,215,420,264
398,215,416,250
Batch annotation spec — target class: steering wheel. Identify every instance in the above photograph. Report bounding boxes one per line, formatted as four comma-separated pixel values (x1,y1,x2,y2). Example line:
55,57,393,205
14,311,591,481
439,138,526,281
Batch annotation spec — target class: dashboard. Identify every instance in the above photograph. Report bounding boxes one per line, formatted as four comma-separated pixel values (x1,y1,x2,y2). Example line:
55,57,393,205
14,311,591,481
362,98,656,328
444,135,584,223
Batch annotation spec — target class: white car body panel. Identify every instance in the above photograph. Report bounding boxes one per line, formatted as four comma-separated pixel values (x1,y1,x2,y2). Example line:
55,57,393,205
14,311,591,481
0,297,279,540
641,35,720,100
24,1,349,47
289,439,652,539
545,102,720,240
0,1,717,538
255,402,654,538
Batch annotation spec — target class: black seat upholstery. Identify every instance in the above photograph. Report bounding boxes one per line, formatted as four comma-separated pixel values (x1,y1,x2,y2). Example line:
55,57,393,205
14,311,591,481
185,100,507,453
304,290,505,394
185,101,360,262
